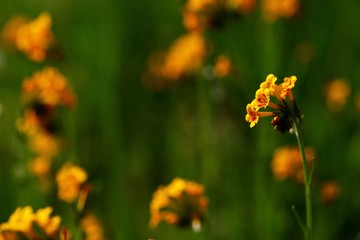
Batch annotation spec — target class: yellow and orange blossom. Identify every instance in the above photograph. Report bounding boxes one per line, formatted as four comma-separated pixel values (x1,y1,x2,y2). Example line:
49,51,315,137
14,12,53,62
149,178,208,230
81,214,106,240
0,206,61,239
22,67,76,107
262,0,299,22
56,163,88,203
271,146,315,182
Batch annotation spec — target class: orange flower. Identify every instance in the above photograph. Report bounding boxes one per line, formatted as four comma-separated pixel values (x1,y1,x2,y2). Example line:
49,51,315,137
0,206,35,236
325,79,350,112
56,163,88,203
320,181,340,204
271,146,315,182
226,0,256,14
262,0,299,22
34,207,62,236
28,130,60,158
1,16,28,50
214,55,232,78
15,12,53,62
149,178,208,231
22,67,76,107
81,214,106,240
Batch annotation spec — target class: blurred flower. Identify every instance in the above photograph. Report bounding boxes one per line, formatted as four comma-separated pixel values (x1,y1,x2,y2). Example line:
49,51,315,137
226,0,256,14
1,15,28,50
214,55,232,78
28,156,52,178
262,0,299,22
325,79,350,112
271,146,315,182
28,130,60,158
245,74,302,132
320,181,340,204
182,0,219,32
0,206,61,239
22,67,76,108
81,213,106,240
56,163,88,203
144,33,207,89
15,12,54,62
149,178,208,231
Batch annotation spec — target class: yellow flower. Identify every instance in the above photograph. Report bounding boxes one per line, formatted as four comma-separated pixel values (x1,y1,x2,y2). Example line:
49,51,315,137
28,156,51,176
34,207,61,236
325,79,350,112
245,74,300,132
0,206,35,236
15,12,53,62
16,109,41,137
214,55,232,78
149,178,208,231
22,67,76,107
271,146,315,182
186,0,216,12
81,214,106,240
262,0,299,22
56,163,88,203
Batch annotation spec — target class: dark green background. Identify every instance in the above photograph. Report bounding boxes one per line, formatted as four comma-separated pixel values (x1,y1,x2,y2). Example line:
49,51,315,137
1,0,360,239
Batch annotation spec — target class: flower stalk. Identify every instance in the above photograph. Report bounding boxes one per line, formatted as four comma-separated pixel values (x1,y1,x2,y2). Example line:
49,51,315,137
292,117,312,240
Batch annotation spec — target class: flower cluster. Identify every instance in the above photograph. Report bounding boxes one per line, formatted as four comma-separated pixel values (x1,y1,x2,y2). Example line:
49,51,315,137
271,146,315,182
16,67,76,189
144,32,207,89
149,178,208,231
245,74,301,133
1,12,54,62
0,206,61,239
56,162,90,210
80,213,106,240
262,0,300,22
182,0,255,32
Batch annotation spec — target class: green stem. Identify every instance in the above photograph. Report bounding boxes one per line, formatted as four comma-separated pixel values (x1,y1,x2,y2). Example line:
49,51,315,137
292,117,312,240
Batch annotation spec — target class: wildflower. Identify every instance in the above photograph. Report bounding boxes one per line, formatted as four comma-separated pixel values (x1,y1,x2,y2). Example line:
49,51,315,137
245,74,302,133
162,33,206,80
271,146,315,182
21,67,76,108
225,0,256,14
214,55,232,78
81,214,106,240
0,206,61,239
320,181,340,204
28,130,60,158
325,79,350,112
56,163,88,203
149,178,208,231
1,16,28,50
262,0,299,22
15,12,53,62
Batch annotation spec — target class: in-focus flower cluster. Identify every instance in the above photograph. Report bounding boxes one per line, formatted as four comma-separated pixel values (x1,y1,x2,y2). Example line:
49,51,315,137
149,178,208,231
1,12,54,62
16,67,76,189
56,162,90,210
0,206,61,240
245,74,301,133
271,146,315,182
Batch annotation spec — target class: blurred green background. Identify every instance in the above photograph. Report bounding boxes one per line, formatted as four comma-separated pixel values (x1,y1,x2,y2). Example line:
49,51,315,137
1,0,360,239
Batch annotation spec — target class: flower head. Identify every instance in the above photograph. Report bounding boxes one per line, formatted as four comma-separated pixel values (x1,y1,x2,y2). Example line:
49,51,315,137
56,163,88,203
149,178,208,231
325,79,350,112
262,0,299,22
0,206,61,239
22,67,76,108
14,12,53,62
271,146,315,182
81,214,106,240
320,181,341,204
245,74,301,133
214,55,232,78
